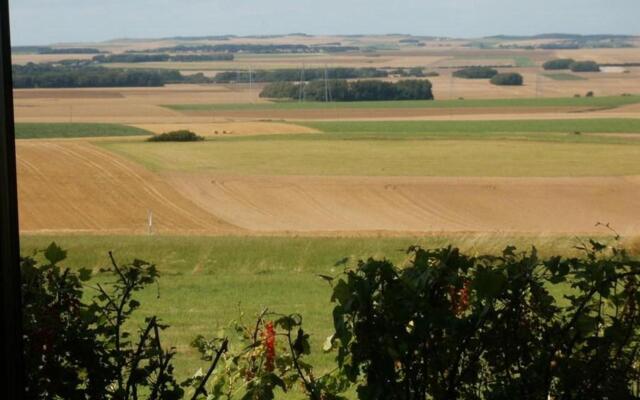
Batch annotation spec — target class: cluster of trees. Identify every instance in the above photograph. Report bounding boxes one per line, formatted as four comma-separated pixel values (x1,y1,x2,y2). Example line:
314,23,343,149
542,58,575,70
389,67,438,77
135,44,359,54
453,66,498,79
570,60,601,72
260,79,434,101
93,53,234,63
12,63,209,88
543,58,601,72
213,67,388,83
148,130,204,142
490,72,524,86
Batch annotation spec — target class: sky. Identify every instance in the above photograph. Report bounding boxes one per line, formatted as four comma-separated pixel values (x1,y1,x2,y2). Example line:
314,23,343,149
8,0,640,45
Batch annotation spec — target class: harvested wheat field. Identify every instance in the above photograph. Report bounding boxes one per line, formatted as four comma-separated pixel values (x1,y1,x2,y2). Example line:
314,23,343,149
19,138,640,236
166,174,640,235
16,140,239,234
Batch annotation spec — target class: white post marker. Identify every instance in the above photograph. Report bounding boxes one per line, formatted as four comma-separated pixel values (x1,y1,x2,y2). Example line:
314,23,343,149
147,209,154,235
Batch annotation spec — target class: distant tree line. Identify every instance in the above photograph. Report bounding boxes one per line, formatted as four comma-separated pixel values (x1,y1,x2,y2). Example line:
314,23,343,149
171,54,234,62
453,66,498,79
12,63,209,88
543,58,601,72
130,44,359,54
11,46,51,54
39,48,104,54
260,79,433,101
11,46,105,54
213,67,388,83
93,53,234,63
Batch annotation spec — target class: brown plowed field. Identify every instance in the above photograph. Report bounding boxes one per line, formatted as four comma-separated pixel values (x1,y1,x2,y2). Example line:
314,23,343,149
17,141,241,234
167,174,640,235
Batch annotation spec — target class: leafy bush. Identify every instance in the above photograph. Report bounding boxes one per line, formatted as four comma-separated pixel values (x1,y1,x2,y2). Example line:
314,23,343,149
22,244,183,399
187,311,346,400
543,58,575,70
452,66,498,79
490,72,524,86
22,244,334,400
570,60,601,72
327,241,640,399
23,239,640,399
148,130,205,142
260,79,433,101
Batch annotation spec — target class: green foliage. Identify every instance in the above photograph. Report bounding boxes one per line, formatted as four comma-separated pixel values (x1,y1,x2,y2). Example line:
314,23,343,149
452,66,498,79
259,79,434,102
148,130,205,142
490,72,524,86
185,311,345,400
15,123,151,139
570,60,601,72
257,81,299,99
22,245,184,399
543,58,575,70
328,241,640,399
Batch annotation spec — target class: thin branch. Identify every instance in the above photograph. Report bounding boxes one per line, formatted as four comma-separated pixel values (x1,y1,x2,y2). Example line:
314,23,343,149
190,338,229,400
124,316,157,399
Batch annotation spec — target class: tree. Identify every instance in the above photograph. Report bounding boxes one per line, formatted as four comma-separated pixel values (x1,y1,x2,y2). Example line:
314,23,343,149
452,66,498,79
543,58,575,70
570,60,600,72
490,72,524,86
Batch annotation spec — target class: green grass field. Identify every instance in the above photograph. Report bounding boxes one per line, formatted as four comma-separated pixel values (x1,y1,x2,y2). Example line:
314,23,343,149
16,123,151,139
19,234,603,381
302,118,640,136
543,73,588,81
102,136,640,177
163,95,640,112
